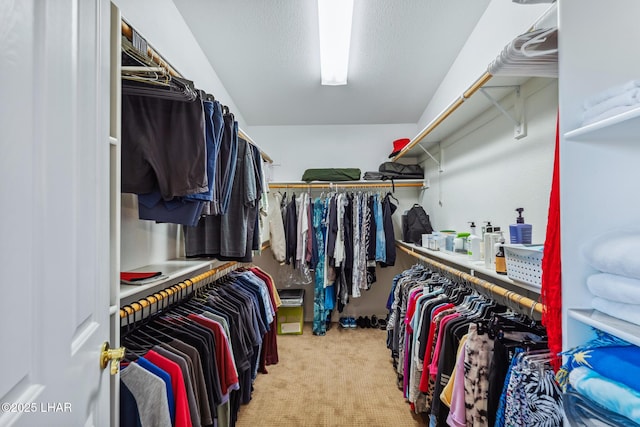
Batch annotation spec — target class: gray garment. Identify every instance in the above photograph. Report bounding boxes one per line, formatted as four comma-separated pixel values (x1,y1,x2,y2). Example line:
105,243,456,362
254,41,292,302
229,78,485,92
268,192,286,263
220,137,257,257
199,312,234,427
121,362,172,427
200,312,235,366
183,138,258,259
168,339,214,427
152,345,201,427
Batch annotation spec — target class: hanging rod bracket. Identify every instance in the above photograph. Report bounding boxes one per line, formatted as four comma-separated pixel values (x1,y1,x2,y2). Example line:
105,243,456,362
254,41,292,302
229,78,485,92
416,143,443,173
479,85,527,140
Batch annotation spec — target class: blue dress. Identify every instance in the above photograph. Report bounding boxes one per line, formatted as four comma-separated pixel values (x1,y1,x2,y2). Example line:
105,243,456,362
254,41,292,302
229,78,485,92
312,197,327,335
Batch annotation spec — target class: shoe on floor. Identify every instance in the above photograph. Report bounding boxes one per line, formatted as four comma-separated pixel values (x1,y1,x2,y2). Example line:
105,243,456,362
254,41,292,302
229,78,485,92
339,317,349,328
348,317,357,328
378,318,387,330
371,314,379,328
363,316,372,328
356,316,365,328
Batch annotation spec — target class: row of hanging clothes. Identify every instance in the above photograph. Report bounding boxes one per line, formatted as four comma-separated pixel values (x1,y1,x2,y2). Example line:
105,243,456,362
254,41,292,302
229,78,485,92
120,26,268,262
385,263,563,427
266,189,399,336
119,266,281,427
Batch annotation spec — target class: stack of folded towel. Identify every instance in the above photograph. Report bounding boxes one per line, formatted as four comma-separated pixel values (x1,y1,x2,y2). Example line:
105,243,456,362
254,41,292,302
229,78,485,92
582,229,640,327
582,80,640,126
558,332,640,426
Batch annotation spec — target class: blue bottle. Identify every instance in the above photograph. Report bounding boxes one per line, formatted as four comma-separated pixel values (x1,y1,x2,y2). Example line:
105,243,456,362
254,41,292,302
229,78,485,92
509,208,532,244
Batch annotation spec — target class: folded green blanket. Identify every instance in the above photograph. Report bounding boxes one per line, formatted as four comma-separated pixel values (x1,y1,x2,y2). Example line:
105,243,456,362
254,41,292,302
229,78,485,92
301,168,361,182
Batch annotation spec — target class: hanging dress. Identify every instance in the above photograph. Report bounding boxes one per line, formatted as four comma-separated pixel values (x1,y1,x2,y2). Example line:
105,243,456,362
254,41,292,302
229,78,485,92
312,197,327,335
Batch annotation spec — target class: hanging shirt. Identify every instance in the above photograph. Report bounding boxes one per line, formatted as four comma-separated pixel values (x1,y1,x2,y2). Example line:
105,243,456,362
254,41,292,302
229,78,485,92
144,349,193,427
121,362,172,427
267,192,286,263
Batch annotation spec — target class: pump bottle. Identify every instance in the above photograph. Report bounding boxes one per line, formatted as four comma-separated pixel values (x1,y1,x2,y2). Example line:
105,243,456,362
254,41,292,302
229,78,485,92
509,208,532,244
495,232,507,275
467,221,482,261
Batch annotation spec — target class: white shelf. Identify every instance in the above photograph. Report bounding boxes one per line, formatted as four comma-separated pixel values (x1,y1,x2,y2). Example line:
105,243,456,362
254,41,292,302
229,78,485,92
564,105,640,141
397,241,541,295
568,308,640,347
120,258,225,302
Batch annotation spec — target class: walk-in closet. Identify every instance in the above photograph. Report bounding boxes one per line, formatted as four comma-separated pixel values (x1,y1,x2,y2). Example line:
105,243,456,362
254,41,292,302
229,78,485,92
2,0,639,426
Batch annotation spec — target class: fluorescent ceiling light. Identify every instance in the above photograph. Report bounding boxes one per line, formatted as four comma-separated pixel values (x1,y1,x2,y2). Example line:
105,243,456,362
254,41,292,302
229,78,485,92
318,0,354,86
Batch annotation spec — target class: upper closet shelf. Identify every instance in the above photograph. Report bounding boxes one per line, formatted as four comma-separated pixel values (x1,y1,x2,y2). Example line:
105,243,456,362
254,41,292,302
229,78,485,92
568,308,640,348
564,106,640,141
120,19,273,164
120,258,229,304
268,180,425,190
393,4,557,161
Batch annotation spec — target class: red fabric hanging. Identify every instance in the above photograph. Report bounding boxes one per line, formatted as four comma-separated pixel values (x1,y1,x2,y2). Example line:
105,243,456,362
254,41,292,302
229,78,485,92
541,112,562,371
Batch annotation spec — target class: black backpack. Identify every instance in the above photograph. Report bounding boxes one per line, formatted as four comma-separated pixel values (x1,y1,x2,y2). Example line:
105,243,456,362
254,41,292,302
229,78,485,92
402,204,433,244
378,162,424,180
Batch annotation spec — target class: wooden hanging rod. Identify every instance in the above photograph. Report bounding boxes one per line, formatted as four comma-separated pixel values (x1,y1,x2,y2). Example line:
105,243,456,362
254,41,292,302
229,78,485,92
121,20,181,78
393,72,493,161
268,181,424,190
396,243,544,315
119,261,239,319
238,129,273,164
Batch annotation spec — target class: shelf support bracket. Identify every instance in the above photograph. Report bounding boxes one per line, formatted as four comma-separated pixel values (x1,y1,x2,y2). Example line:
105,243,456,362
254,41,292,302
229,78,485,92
416,143,443,172
479,86,527,140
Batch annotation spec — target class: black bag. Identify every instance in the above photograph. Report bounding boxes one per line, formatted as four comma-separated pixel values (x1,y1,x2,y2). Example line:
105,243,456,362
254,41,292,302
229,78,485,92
378,162,424,180
403,204,433,244
362,171,384,180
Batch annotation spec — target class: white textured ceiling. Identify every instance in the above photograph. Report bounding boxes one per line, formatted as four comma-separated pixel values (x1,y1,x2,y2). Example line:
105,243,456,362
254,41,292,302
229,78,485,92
172,0,491,126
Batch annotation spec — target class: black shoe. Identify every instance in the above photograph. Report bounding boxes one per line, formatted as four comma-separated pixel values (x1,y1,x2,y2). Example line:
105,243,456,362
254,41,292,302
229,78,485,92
363,316,372,328
370,315,379,328
356,316,365,328
378,318,387,330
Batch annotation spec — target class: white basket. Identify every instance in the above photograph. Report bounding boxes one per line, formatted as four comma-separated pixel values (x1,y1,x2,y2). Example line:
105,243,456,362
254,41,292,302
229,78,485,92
503,244,544,288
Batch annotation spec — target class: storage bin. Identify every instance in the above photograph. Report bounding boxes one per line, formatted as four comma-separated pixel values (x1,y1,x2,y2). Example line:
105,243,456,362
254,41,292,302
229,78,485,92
277,288,304,334
277,306,304,335
503,244,544,288
278,288,305,306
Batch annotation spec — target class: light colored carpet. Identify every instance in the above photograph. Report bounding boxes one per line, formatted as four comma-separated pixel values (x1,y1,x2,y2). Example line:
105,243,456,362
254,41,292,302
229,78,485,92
236,323,427,427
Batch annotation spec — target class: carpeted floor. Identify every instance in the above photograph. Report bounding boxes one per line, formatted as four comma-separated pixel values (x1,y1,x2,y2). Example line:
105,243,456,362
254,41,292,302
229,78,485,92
236,323,427,427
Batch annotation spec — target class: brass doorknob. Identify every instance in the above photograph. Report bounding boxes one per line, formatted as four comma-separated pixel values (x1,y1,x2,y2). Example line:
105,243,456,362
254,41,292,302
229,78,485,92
100,342,126,375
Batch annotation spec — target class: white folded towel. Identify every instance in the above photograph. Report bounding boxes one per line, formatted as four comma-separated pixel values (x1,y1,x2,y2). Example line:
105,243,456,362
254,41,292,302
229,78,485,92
587,273,640,304
582,229,640,280
583,80,640,109
583,89,640,124
592,297,640,327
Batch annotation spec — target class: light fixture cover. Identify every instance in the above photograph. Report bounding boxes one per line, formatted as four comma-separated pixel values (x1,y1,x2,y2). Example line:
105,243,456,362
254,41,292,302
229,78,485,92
318,0,354,85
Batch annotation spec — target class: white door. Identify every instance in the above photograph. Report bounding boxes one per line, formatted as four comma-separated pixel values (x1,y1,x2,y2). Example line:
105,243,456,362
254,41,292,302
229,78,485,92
0,1,115,426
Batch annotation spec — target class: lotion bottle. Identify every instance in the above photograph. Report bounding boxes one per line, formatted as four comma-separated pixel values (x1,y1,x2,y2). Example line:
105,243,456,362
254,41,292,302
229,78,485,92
509,208,532,244
495,232,507,275
467,222,482,261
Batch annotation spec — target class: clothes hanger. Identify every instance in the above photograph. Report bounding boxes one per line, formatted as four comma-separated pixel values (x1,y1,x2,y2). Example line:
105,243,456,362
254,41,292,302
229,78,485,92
520,27,558,58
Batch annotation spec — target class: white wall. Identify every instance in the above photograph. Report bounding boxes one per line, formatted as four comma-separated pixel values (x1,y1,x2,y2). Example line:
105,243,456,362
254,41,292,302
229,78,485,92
247,123,418,181
419,78,558,243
